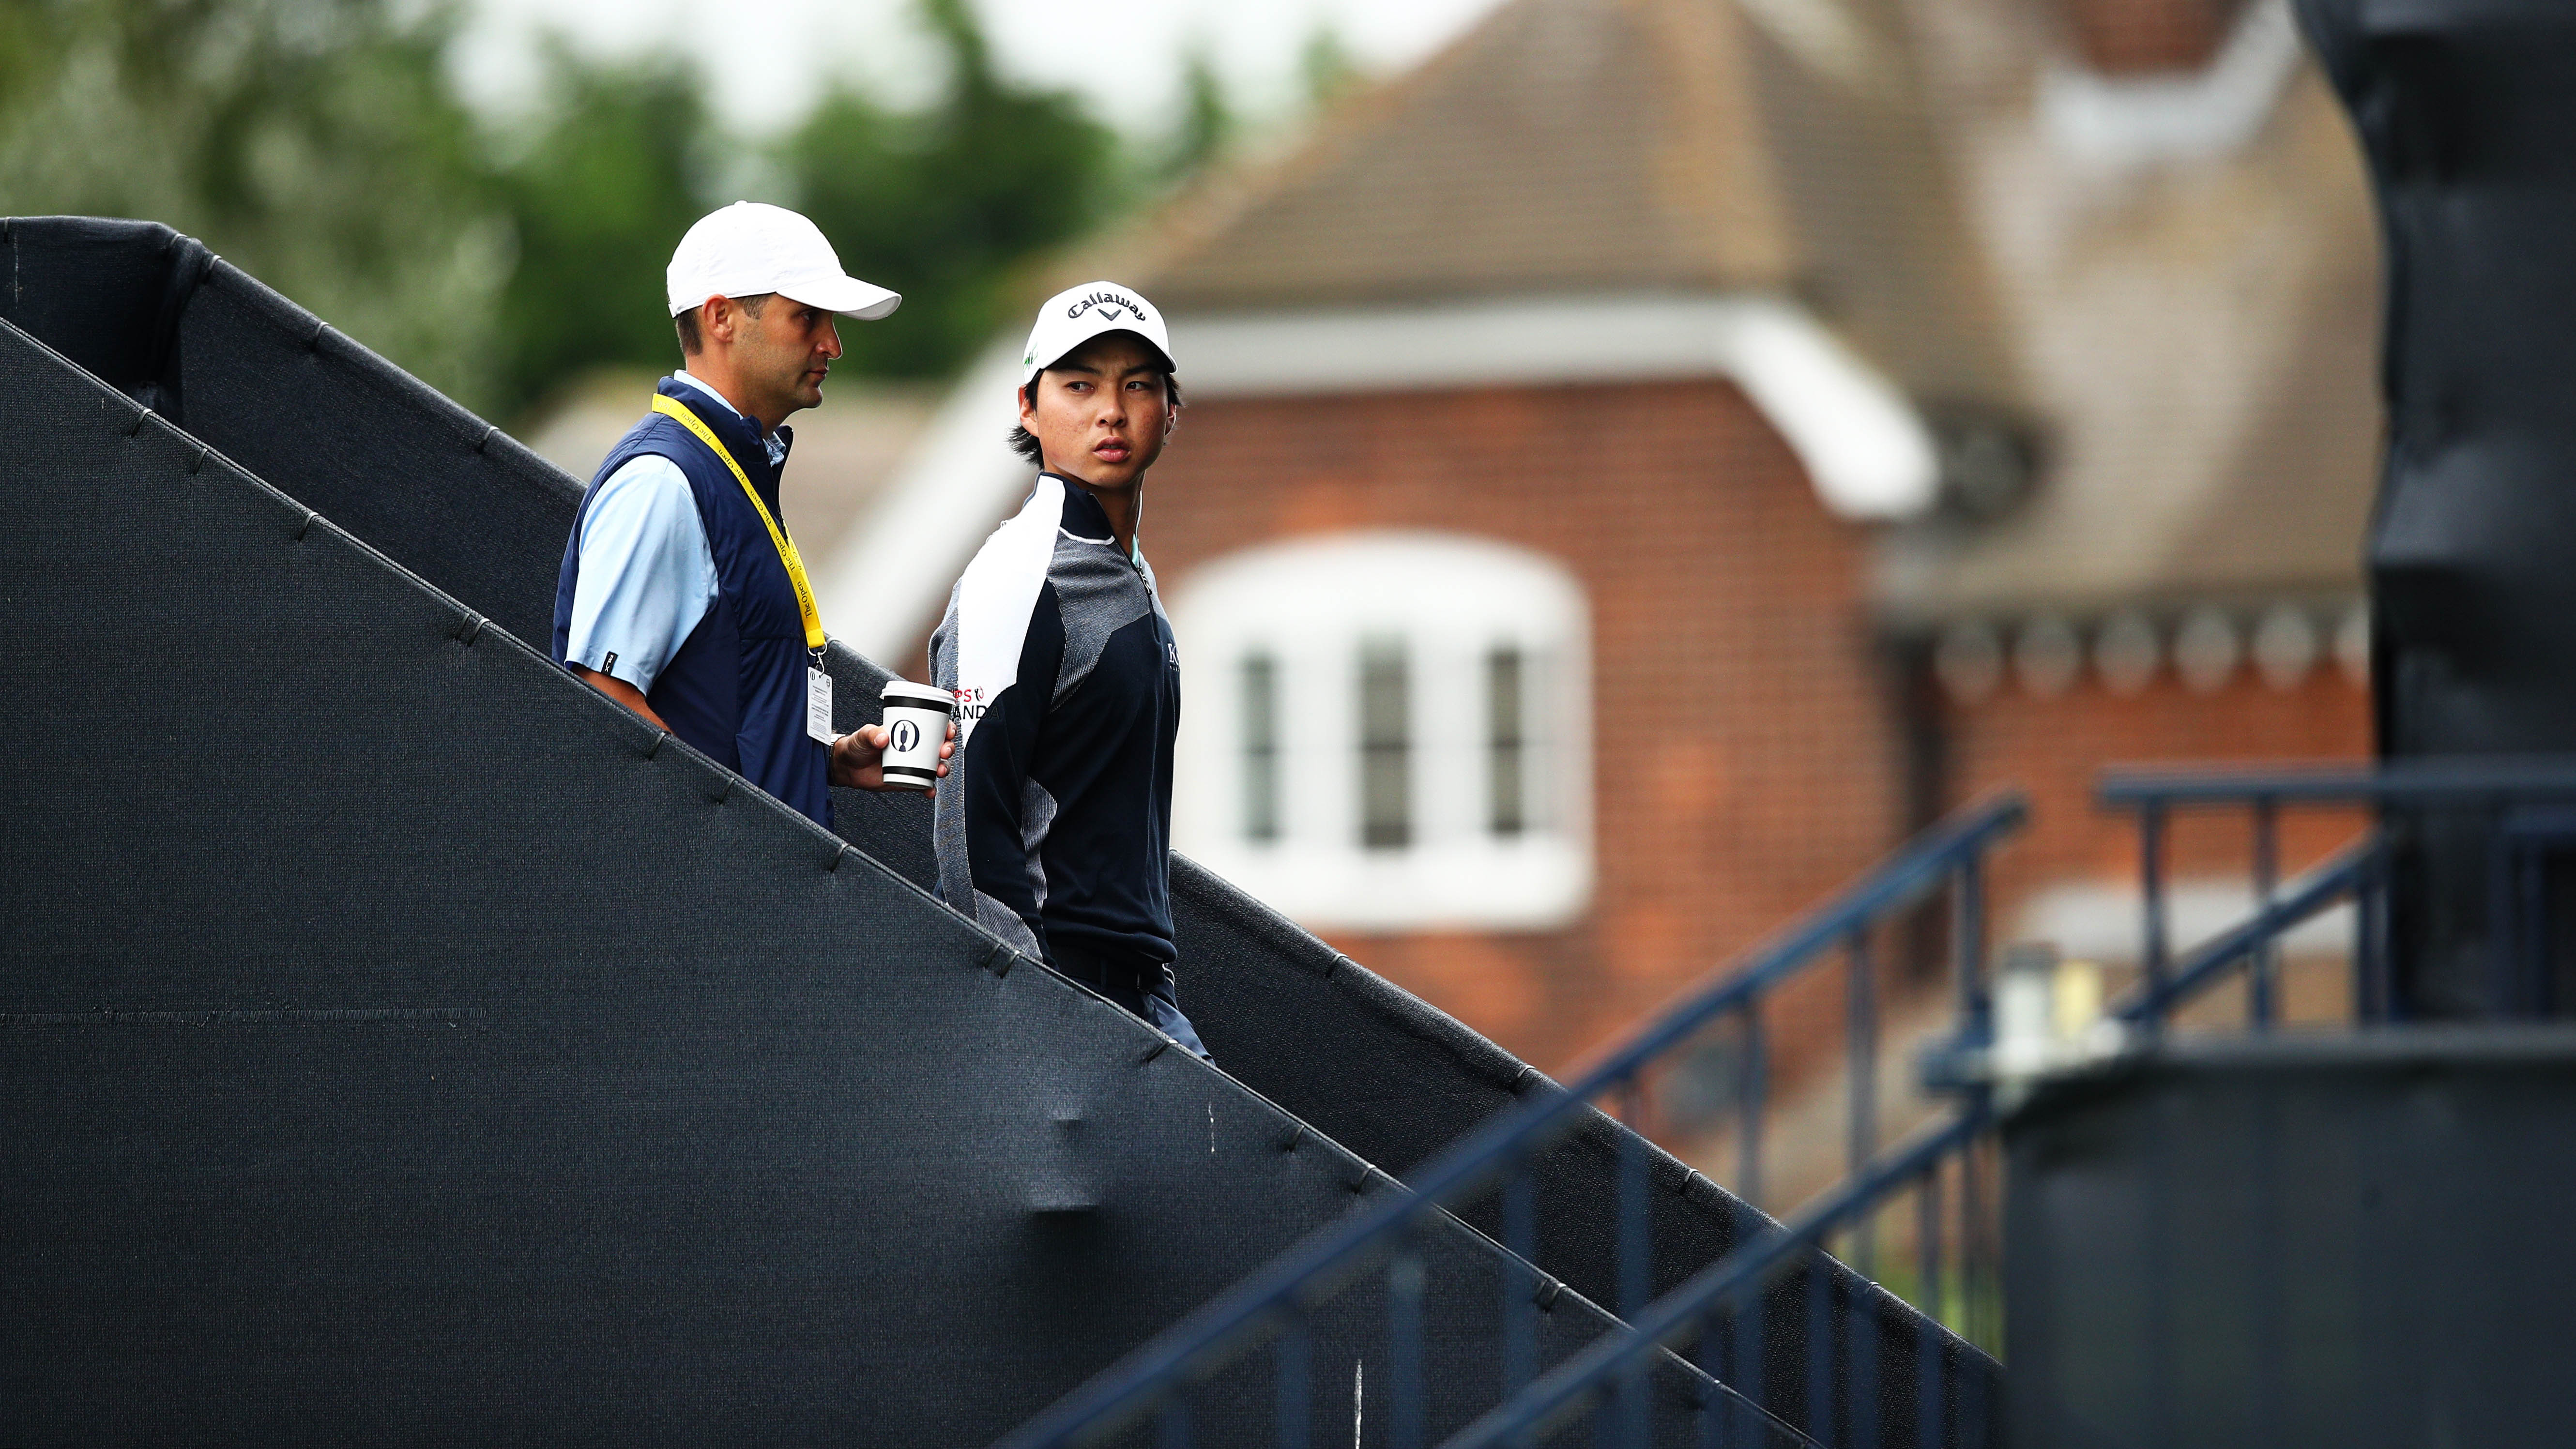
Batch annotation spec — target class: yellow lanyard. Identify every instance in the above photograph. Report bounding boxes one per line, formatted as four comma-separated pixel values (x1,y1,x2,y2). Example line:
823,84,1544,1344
650,393,825,655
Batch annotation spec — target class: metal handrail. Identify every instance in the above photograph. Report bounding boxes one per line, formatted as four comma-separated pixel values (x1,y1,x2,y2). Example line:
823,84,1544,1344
1445,1106,1991,1449
2099,757,2576,805
2113,834,2386,1025
2097,756,2576,1026
1448,757,2576,1445
994,791,2028,1449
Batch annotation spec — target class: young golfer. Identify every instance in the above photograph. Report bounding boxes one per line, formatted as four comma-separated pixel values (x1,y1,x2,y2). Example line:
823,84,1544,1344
931,282,1207,1058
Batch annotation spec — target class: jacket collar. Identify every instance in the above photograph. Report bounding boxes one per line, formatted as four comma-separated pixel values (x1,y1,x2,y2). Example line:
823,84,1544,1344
1045,473,1116,541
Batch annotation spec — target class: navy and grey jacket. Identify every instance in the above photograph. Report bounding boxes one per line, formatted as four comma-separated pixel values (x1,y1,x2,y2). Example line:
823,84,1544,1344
932,475,1202,1049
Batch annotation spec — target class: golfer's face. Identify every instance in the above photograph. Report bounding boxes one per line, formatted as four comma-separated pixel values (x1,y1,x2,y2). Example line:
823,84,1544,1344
1023,334,1172,488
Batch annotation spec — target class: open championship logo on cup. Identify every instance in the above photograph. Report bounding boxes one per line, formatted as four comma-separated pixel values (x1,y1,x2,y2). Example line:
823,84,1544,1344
878,678,955,793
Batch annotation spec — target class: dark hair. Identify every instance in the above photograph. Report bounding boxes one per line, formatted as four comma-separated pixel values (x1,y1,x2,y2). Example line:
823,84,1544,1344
1008,371,1183,465
673,292,773,356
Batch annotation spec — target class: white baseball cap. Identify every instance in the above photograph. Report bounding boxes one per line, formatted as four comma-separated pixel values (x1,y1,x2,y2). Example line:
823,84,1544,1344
1021,281,1176,387
666,201,902,321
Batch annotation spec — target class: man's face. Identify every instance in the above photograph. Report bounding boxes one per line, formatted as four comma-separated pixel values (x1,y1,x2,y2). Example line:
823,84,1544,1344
729,295,841,421
1020,333,1174,489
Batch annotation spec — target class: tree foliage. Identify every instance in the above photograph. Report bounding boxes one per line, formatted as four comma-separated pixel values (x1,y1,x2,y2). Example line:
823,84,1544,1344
492,44,714,413
0,0,508,409
780,0,1121,381
0,0,1143,420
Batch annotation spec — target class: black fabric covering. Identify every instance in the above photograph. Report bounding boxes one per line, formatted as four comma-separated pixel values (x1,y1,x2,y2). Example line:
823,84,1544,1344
0,216,1991,1445
2004,1030,2576,1448
0,317,1758,1446
2296,2,2576,1013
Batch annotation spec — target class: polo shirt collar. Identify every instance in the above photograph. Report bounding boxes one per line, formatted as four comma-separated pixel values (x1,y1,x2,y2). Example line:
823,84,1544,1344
670,370,789,470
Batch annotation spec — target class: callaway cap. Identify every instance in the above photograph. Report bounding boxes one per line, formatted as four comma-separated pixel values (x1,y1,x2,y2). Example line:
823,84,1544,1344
667,201,901,321
1021,281,1175,386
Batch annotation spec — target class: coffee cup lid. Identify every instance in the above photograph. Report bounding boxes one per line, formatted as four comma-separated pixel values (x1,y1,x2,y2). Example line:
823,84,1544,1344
882,679,954,712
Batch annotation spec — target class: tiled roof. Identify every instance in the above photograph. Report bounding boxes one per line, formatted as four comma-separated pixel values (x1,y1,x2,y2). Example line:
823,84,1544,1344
1873,0,2380,620
1100,0,2382,618
1140,0,1799,312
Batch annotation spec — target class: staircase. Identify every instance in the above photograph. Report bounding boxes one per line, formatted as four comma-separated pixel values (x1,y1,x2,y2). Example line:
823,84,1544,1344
0,215,1979,1444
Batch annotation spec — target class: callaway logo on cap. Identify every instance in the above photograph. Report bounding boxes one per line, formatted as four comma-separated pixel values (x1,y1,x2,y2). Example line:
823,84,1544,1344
668,201,901,321
1021,281,1176,386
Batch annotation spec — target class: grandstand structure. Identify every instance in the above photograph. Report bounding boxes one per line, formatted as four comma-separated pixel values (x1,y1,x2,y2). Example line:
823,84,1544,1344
10,0,2576,1434
0,215,1965,1445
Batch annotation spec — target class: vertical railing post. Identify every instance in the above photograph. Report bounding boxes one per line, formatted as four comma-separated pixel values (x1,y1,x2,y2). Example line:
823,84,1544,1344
1617,1355,1651,1449
1806,1262,1834,1448
1278,1308,1312,1449
1502,1160,1538,1397
1737,1001,1767,1214
2489,805,2519,1017
2140,800,2170,1021
1390,1235,1425,1449
1850,1289,1879,1449
1952,847,1993,1364
1738,1295,1767,1449
2356,845,2389,1023
1959,1135,1986,1354
1846,925,1878,1279
1617,1076,1651,1322
1696,1315,1726,1449
1917,1166,1945,1449
1955,857,1990,1047
1915,1312,1943,1449
2521,833,2549,1017
2251,795,2279,1029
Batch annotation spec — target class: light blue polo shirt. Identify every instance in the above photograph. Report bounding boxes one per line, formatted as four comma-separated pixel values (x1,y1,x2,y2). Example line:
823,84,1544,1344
560,372,789,692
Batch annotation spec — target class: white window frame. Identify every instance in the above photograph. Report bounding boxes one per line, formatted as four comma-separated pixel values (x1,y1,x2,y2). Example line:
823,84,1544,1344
1172,531,1594,932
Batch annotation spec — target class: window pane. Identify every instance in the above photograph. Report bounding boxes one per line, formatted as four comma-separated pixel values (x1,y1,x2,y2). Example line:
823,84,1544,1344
1358,636,1411,850
1241,652,1280,842
1487,646,1525,836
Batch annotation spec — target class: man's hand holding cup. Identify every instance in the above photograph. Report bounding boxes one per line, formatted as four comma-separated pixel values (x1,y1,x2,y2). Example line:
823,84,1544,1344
835,679,958,792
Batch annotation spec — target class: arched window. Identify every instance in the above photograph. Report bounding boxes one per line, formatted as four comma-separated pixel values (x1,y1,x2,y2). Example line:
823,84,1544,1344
1170,532,1593,931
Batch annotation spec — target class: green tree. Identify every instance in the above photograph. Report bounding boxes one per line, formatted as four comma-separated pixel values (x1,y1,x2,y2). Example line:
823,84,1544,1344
781,0,1120,380
492,43,719,413
0,0,508,409
1159,41,1234,184
0,0,1140,418
1300,22,1361,110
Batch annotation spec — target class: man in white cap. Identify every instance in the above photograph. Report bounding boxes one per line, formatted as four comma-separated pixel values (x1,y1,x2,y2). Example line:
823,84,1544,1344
549,201,947,830
930,281,1208,1058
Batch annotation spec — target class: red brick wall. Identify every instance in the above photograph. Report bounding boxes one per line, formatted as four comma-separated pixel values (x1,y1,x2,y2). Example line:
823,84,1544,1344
1146,379,1900,1074
1947,658,2373,963
2056,0,2250,74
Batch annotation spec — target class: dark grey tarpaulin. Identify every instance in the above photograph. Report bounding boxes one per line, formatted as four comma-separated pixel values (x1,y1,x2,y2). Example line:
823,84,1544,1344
2004,1031,2576,1449
0,216,1988,1444
0,313,1759,1445
2297,0,2576,1013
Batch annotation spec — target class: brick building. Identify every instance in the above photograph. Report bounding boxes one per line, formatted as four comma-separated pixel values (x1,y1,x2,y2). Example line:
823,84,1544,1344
817,0,2378,1079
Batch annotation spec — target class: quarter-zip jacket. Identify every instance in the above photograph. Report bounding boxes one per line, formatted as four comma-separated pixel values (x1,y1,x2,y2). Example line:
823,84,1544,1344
931,475,1182,983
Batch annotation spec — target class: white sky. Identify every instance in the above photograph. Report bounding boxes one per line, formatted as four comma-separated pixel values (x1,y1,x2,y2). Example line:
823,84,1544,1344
452,0,1504,136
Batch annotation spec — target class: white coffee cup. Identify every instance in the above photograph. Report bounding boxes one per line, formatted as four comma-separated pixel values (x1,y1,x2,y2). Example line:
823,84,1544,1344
878,680,954,792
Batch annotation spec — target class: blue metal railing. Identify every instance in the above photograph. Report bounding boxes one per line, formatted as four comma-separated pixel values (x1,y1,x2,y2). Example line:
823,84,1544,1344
1188,757,2576,1449
993,793,2028,1449
1436,759,2576,1446
1446,1107,1992,1449
2099,757,2576,1027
